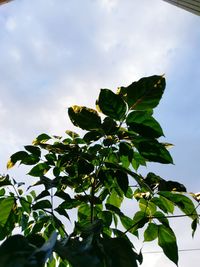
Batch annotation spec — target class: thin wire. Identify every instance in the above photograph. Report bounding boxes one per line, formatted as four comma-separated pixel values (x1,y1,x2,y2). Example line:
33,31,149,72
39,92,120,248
143,248,200,254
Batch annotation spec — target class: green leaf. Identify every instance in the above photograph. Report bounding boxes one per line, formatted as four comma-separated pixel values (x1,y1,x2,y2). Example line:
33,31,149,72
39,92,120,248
192,218,198,237
115,170,129,194
35,190,50,201
0,188,5,196
78,204,91,221
68,105,101,130
96,89,127,120
28,163,50,177
20,197,31,214
153,211,169,226
0,175,12,187
126,111,164,138
98,211,112,227
120,215,136,235
136,139,173,164
83,130,103,143
77,159,94,175
32,200,52,210
117,75,165,110
32,133,51,145
24,145,41,157
102,117,118,134
55,206,70,220
158,191,198,220
106,189,123,208
105,203,124,217
144,223,158,241
139,199,157,215
158,225,178,265
7,151,29,168
0,197,14,226
158,180,187,192
131,152,146,171
151,196,174,214
65,130,79,138
131,211,149,232
119,142,133,162
102,237,138,267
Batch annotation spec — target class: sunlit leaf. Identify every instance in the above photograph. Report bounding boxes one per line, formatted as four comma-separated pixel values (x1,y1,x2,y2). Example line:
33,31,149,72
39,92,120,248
32,133,52,145
68,105,101,130
117,75,165,110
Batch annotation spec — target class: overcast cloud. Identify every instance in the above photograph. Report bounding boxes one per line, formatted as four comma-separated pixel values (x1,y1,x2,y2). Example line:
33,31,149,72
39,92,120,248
0,0,200,266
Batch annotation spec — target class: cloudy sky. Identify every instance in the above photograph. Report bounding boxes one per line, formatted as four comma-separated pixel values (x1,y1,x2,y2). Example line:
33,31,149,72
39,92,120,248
0,0,200,266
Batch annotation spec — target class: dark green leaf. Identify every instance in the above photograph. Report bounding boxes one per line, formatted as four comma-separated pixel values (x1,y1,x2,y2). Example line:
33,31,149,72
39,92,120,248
144,223,158,241
126,111,164,138
105,203,124,216
28,163,50,177
131,211,149,232
0,197,14,226
24,145,41,157
68,106,101,130
7,151,29,168
136,139,173,164
55,206,70,220
21,154,40,165
115,170,129,194
117,75,165,110
192,218,198,237
158,180,187,192
83,130,103,143
98,211,112,227
102,117,118,134
35,190,50,201
0,175,12,187
32,200,52,210
102,237,138,267
96,89,127,120
77,159,94,175
119,142,133,162
158,225,178,265
55,191,72,201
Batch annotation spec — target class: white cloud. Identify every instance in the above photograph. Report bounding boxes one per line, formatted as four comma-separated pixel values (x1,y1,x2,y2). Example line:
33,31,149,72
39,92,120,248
0,1,200,265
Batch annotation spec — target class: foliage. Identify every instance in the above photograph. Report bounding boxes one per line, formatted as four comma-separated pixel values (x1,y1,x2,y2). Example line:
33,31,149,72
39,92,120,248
0,75,199,267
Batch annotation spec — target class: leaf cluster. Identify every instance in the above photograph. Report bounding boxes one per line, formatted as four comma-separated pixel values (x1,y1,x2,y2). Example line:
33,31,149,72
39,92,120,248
1,75,199,267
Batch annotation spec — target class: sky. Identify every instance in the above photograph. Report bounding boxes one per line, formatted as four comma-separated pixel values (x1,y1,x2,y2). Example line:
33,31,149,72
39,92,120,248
0,0,200,266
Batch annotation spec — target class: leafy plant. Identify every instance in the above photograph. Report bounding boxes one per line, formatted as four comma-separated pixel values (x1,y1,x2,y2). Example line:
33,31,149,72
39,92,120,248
0,75,199,267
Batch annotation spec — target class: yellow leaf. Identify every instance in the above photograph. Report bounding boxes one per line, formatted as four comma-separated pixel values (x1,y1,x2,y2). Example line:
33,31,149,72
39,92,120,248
7,159,14,169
